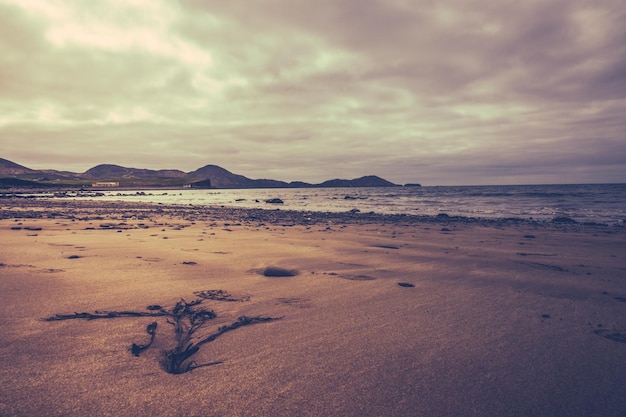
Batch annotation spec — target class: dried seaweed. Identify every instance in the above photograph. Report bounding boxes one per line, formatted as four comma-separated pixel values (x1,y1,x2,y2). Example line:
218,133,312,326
131,321,158,356
43,290,281,374
44,310,168,321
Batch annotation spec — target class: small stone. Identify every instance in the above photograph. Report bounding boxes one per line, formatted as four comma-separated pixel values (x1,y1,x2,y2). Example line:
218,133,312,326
262,266,298,277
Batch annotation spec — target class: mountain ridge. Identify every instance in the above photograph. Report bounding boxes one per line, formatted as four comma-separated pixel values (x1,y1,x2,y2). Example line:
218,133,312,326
82,164,187,180
0,157,404,189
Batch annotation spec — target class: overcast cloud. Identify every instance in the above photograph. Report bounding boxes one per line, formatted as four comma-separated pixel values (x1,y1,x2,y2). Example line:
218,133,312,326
1,0,625,185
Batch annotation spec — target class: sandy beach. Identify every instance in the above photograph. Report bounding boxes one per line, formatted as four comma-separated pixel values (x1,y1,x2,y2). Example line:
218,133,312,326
1,199,625,417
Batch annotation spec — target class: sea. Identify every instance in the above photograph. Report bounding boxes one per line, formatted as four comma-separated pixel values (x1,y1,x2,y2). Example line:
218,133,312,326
61,183,626,226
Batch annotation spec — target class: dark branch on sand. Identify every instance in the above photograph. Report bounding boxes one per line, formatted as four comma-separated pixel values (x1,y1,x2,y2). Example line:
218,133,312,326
43,291,281,374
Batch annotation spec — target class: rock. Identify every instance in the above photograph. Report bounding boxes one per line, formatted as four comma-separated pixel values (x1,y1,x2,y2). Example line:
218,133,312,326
265,198,284,204
262,266,298,277
552,216,577,224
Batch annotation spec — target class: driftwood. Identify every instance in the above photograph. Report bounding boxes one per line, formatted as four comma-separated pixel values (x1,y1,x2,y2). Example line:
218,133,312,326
43,290,281,374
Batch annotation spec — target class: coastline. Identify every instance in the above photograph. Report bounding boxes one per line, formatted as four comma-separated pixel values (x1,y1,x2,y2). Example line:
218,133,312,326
1,199,626,416
5,182,625,226
2,197,621,229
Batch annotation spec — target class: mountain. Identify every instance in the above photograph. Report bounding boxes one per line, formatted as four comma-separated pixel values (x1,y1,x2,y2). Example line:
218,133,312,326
37,170,82,180
83,164,186,179
186,165,299,188
316,175,397,188
0,157,36,176
185,166,398,189
0,177,57,189
186,164,264,188
0,157,400,189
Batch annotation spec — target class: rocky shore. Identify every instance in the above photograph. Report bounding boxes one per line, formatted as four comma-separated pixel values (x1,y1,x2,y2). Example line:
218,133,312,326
1,196,617,231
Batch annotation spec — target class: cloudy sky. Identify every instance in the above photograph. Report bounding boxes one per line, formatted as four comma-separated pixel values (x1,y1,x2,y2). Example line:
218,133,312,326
1,0,625,185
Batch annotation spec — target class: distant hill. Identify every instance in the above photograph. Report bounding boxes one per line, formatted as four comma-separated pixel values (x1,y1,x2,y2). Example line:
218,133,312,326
0,157,36,176
0,177,57,189
186,164,294,188
0,158,80,181
0,157,401,189
83,164,186,179
186,164,261,188
37,170,82,181
316,175,397,188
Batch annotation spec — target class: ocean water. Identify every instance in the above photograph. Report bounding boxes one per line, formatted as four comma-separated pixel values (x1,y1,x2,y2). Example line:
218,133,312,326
77,183,626,225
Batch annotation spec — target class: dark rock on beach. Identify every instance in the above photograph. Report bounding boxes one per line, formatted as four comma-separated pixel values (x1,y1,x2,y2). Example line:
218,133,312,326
552,216,577,224
262,266,298,277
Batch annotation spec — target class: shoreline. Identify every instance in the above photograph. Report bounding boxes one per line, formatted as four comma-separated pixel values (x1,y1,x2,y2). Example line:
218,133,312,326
2,197,621,230
4,183,625,227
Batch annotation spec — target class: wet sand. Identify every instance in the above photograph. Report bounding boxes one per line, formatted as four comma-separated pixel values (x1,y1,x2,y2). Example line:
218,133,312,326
1,199,626,417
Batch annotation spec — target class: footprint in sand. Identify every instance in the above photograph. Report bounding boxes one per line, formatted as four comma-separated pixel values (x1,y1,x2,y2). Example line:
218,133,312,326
276,297,313,308
371,244,400,250
593,329,626,343
337,273,376,281
1,263,35,268
142,257,162,263
601,292,626,303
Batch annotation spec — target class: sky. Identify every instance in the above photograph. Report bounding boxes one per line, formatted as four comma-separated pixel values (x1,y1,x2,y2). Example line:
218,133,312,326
1,0,625,185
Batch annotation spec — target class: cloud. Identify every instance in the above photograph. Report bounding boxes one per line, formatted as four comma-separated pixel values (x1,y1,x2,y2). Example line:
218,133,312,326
0,0,625,184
